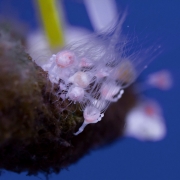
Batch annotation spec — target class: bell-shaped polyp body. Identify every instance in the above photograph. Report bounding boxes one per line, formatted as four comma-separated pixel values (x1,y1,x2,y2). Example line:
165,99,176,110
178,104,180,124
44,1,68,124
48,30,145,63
91,98,109,112
56,50,76,68
115,59,136,86
124,100,166,141
68,71,92,88
67,86,84,102
146,70,172,90
100,82,121,101
83,106,101,123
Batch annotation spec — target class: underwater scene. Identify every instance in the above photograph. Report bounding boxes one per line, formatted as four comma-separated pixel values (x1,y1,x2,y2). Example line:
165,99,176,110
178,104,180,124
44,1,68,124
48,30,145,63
0,0,179,180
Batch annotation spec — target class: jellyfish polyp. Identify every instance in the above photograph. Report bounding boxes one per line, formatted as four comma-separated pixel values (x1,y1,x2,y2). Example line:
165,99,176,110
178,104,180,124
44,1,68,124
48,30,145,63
41,13,159,135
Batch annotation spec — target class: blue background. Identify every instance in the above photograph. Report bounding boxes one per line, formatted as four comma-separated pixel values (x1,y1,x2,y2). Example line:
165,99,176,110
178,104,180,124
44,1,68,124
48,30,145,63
0,0,180,179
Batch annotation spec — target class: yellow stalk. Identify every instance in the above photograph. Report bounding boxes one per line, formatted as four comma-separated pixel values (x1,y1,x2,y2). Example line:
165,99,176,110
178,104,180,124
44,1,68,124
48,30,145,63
37,0,64,49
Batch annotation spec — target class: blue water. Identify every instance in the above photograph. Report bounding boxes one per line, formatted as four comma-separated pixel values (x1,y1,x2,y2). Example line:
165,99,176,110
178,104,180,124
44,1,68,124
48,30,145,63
0,0,180,179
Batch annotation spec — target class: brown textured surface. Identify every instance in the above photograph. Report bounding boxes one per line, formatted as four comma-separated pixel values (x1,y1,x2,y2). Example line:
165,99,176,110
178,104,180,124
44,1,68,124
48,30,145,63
0,27,137,175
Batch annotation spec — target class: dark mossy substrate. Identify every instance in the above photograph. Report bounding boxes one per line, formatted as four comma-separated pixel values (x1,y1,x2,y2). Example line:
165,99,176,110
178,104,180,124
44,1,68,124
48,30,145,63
0,27,137,175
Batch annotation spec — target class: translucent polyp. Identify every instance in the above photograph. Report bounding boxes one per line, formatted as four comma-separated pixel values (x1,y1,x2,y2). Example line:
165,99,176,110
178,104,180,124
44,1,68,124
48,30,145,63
67,86,84,102
112,59,136,87
147,70,172,90
68,71,92,88
100,82,121,101
83,106,101,123
56,51,76,68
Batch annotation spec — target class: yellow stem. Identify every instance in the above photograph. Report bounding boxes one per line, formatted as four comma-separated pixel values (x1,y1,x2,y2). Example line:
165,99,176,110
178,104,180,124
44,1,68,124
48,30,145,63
37,0,64,49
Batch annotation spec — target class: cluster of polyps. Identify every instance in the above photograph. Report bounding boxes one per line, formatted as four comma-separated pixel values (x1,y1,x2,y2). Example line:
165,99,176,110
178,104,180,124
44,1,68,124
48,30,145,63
42,39,135,135
40,13,153,135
